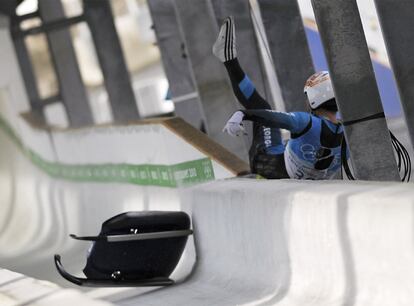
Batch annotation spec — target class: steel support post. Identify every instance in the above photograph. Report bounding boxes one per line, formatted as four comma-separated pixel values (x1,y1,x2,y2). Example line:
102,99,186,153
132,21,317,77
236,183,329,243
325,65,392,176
83,0,140,122
38,0,93,127
0,14,8,27
0,0,19,16
174,0,249,160
374,0,414,150
147,0,205,130
311,0,399,181
10,15,45,122
257,0,314,112
19,15,85,37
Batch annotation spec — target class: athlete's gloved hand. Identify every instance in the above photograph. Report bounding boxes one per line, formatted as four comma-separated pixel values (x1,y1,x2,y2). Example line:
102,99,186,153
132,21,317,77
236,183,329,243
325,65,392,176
223,111,246,137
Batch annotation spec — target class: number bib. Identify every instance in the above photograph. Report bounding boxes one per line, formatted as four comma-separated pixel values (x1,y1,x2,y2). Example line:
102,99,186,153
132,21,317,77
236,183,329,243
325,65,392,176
284,146,335,180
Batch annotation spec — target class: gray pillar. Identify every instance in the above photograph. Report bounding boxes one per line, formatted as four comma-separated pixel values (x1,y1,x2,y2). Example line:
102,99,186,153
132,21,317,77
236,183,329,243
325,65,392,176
174,0,249,161
0,14,8,27
10,16,45,122
38,0,93,127
0,0,19,16
311,0,399,181
211,0,270,103
147,0,205,130
83,0,140,122
258,0,314,112
374,0,414,150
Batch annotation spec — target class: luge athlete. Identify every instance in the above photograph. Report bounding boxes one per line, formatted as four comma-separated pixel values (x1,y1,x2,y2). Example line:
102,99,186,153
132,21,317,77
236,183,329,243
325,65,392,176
213,16,344,180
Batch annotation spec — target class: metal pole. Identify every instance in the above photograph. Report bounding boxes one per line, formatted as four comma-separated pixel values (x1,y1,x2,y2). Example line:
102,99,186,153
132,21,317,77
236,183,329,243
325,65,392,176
374,0,414,150
174,0,249,161
147,0,205,130
311,0,399,181
257,0,314,112
0,0,19,16
18,14,85,37
38,0,93,127
10,15,45,122
83,0,140,122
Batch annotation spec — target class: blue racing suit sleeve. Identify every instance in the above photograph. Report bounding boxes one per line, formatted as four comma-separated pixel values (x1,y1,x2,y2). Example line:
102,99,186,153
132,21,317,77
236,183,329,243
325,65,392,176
242,110,311,134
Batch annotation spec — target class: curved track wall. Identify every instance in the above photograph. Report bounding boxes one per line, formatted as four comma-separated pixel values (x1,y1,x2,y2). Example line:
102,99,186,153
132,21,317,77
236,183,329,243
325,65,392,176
122,179,414,306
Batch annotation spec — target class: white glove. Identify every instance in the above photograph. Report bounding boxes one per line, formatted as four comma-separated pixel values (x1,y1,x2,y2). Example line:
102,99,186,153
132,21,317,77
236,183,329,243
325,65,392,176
223,111,246,137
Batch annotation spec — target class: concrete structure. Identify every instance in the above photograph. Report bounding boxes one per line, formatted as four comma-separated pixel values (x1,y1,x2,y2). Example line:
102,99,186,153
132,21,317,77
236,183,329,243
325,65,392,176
0,0,19,16
83,0,140,122
374,0,414,150
257,0,314,112
311,0,399,181
0,13,33,135
173,0,249,161
9,14,46,122
38,0,93,127
147,0,205,130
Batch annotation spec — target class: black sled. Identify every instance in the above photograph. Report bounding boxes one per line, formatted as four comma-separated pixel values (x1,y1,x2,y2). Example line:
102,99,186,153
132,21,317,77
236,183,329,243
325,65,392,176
54,211,193,287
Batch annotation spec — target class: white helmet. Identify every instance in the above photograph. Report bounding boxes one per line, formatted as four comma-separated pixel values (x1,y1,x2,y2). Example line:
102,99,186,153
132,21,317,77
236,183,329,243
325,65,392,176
304,71,335,110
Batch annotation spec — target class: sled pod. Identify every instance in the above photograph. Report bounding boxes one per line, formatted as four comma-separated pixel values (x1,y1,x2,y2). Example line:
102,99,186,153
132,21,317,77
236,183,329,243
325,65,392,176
55,211,193,287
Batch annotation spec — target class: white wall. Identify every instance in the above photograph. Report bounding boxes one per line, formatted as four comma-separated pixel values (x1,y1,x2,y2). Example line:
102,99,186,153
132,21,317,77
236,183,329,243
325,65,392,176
121,179,414,306
0,268,113,306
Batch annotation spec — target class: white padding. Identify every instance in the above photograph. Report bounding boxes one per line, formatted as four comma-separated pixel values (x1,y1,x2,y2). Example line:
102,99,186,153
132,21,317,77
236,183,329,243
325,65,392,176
0,269,112,306
121,179,414,306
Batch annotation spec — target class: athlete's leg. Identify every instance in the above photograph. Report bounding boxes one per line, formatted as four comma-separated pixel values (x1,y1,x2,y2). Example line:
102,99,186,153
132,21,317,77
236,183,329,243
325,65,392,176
212,16,270,110
249,126,289,179
224,59,271,110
